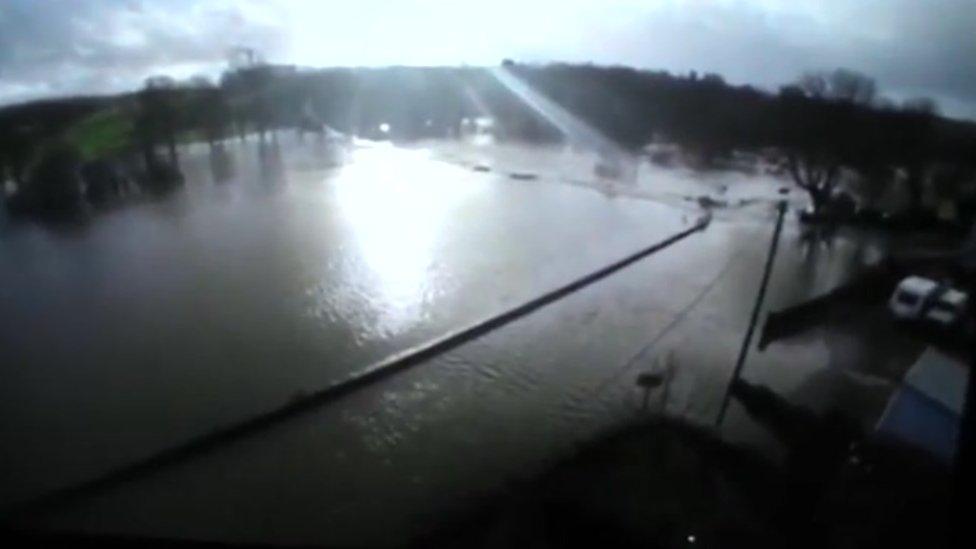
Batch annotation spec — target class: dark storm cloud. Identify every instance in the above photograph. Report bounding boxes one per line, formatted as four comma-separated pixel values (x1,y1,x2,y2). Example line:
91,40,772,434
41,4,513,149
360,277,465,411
534,0,976,118
860,0,976,112
0,0,285,103
1,0,974,119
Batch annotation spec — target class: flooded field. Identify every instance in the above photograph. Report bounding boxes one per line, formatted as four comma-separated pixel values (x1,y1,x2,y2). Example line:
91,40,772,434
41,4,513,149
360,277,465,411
2,136,910,544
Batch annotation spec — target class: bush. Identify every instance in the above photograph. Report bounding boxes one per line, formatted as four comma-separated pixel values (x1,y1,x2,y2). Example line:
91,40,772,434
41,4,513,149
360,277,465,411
81,159,127,204
25,143,84,212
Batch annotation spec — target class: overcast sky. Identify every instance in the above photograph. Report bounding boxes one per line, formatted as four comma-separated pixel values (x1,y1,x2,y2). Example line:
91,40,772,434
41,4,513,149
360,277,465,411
1,0,975,118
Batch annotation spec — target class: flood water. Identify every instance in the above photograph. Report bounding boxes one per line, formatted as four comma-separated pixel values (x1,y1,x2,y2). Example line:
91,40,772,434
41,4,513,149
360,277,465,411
0,136,694,504
1,136,903,544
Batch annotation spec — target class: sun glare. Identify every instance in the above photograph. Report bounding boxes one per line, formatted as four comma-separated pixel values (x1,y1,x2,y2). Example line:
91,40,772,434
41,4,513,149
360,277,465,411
334,143,485,332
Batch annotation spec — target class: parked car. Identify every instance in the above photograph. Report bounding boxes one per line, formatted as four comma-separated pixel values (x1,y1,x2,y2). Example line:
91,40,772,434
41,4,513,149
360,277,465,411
888,276,969,326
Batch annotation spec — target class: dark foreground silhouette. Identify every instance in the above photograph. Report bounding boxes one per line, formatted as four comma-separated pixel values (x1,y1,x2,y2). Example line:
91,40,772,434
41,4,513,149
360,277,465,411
413,380,950,548
1,379,952,547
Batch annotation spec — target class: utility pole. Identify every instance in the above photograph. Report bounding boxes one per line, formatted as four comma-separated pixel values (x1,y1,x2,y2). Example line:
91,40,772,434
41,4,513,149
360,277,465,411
716,201,787,427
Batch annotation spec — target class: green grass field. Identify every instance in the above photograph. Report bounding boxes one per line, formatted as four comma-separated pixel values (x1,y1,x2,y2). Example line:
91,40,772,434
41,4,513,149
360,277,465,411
64,108,134,160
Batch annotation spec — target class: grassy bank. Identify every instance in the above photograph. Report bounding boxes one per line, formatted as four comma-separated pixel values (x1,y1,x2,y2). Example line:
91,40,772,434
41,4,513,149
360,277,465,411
63,108,133,160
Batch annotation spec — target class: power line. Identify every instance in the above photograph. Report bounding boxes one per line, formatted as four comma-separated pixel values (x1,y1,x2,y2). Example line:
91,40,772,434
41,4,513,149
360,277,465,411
5,215,712,520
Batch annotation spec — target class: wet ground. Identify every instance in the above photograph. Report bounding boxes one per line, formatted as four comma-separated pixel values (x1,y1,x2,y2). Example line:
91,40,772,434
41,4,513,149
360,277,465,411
1,135,926,544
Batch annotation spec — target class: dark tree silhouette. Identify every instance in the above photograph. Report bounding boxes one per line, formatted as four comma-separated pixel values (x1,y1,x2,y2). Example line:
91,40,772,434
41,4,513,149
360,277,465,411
4,61,976,223
896,99,940,212
185,77,231,147
26,142,85,211
136,75,180,167
0,126,35,187
798,68,877,105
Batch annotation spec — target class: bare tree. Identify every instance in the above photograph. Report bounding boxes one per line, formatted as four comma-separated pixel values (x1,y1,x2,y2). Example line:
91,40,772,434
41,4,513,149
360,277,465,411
899,97,940,211
829,69,876,105
137,75,179,167
902,96,940,116
798,72,829,99
785,152,841,214
220,48,279,140
797,69,876,105
188,75,214,89
783,69,880,214
186,79,230,147
228,47,261,70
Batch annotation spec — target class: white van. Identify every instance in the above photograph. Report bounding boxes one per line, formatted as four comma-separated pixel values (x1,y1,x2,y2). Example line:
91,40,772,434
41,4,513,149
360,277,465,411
888,276,968,326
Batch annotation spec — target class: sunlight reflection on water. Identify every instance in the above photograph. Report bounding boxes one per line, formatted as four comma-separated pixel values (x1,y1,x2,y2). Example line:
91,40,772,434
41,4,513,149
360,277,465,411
334,143,487,334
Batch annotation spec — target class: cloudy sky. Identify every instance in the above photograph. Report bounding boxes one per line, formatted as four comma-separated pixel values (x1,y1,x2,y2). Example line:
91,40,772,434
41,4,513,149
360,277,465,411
2,0,975,118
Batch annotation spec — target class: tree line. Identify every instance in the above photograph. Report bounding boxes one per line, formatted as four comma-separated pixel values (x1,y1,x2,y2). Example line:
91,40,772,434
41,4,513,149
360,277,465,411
2,58,975,221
